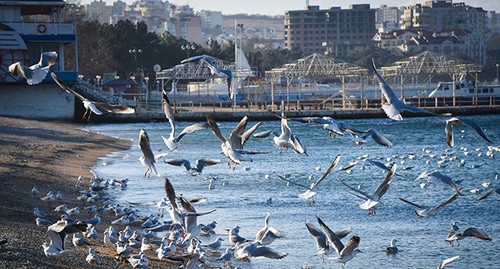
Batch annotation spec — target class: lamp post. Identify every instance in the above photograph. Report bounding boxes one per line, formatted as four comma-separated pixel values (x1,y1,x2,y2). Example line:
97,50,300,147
181,44,195,58
95,75,101,89
129,48,142,71
496,63,499,84
144,76,150,109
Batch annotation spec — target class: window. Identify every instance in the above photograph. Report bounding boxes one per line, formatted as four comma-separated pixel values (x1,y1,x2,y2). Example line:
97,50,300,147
469,89,474,94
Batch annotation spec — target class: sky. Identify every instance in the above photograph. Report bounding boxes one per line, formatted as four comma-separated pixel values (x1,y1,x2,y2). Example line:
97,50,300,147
79,0,499,15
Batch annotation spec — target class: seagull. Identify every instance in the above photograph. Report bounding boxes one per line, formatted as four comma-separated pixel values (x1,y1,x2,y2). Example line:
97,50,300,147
291,116,365,138
116,242,131,264
228,226,248,246
385,239,398,254
276,155,340,204
273,116,307,155
86,247,99,264
339,164,397,215
445,117,492,147
255,212,283,245
160,91,209,151
9,51,57,85
415,170,462,194
42,219,87,258
218,247,233,264
314,216,361,269
128,252,148,269
181,54,233,98
72,233,86,253
445,227,492,246
164,158,221,176
139,129,169,177
350,128,393,147
372,59,435,120
437,255,460,269
234,241,287,261
202,237,224,252
477,187,500,200
305,216,352,258
180,194,216,244
399,191,461,218
207,114,264,167
34,207,48,218
51,72,134,121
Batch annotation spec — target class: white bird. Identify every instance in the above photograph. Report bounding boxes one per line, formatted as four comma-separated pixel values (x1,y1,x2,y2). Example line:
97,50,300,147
72,233,86,253
415,170,462,194
206,115,263,166
385,239,398,254
181,54,233,98
445,227,492,246
34,207,48,218
160,91,209,151
315,216,361,269
339,164,397,215
372,59,435,120
255,212,283,245
445,117,492,147
305,216,352,258
35,217,52,228
273,116,307,155
139,129,167,177
31,186,40,196
116,242,131,263
128,252,148,269
234,241,287,261
42,220,87,258
164,158,221,176
218,247,233,263
51,72,135,121
86,247,99,264
399,191,461,218
202,237,224,252
180,195,216,244
9,51,57,85
277,155,340,204
437,255,460,269
140,238,153,253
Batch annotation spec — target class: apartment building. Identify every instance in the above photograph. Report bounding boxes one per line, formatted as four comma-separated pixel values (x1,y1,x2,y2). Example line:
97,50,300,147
284,4,376,55
375,5,401,33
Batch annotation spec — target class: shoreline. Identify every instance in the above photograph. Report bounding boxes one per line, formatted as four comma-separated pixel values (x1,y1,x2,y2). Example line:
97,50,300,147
0,116,163,268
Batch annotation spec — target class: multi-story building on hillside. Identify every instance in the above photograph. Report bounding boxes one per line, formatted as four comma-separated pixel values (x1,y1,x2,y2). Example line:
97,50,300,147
284,4,376,55
375,5,401,33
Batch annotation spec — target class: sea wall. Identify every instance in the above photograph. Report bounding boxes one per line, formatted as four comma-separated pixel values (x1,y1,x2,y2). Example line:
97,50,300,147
0,84,75,120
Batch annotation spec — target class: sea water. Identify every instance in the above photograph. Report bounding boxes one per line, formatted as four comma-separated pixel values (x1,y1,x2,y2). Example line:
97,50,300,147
87,114,500,268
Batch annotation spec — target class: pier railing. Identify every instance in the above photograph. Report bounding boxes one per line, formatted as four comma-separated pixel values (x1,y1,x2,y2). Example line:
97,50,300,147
134,95,497,113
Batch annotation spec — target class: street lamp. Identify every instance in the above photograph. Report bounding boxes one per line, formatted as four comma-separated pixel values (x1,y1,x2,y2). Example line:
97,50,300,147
129,48,142,71
496,63,499,83
95,75,101,89
144,76,150,109
181,44,195,57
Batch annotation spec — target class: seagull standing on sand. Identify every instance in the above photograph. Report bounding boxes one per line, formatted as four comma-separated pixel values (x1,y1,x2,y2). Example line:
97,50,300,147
445,117,492,147
9,51,57,85
372,59,435,120
160,91,209,151
339,164,397,215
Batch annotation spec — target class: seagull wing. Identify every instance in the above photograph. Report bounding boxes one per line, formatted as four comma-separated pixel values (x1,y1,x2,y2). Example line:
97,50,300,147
398,197,425,209
291,134,307,155
251,245,287,259
338,178,371,200
430,191,461,213
305,220,330,253
371,164,397,201
445,118,458,147
195,158,221,172
361,129,393,147
207,115,227,143
139,129,155,163
241,122,261,148
229,116,249,149
399,103,436,116
275,174,310,189
175,123,209,143
38,51,58,67
339,235,360,259
382,104,403,121
253,130,274,138
93,102,135,114
372,59,399,104
164,178,178,212
334,227,352,240
461,227,491,240
51,72,85,101
310,155,340,190
317,216,344,256
456,117,492,144
437,255,460,269
164,158,191,171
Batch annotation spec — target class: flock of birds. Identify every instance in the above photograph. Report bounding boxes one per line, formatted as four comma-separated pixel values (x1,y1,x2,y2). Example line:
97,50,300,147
10,53,497,268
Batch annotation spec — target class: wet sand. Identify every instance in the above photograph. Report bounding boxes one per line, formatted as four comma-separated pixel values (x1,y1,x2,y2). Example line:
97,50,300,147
0,116,164,268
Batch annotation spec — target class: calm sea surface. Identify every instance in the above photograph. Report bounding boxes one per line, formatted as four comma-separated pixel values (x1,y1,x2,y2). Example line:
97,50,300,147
86,114,499,268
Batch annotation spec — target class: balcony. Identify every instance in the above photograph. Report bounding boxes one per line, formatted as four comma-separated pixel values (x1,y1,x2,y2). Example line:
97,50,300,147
4,22,75,36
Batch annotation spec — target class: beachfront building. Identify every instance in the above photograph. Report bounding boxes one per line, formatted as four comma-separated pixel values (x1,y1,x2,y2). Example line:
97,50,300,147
0,0,77,119
284,4,376,55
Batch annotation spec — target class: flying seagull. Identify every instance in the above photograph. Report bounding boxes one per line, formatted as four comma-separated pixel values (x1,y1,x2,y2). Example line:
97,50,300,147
437,255,460,269
42,219,87,258
445,227,492,246
51,72,135,121
255,115,307,155
255,212,284,245
305,216,352,258
276,155,340,204
233,241,287,261
139,129,169,177
181,54,233,99
399,191,461,218
372,59,435,120
339,164,397,215
161,91,209,151
414,170,462,194
9,51,58,85
445,117,492,147
163,158,221,176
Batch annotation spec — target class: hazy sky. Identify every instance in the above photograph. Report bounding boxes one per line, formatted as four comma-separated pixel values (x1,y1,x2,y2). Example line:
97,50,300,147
80,0,499,15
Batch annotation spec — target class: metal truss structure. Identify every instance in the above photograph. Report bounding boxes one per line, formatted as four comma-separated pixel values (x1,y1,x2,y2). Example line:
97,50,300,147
155,56,235,81
265,53,369,82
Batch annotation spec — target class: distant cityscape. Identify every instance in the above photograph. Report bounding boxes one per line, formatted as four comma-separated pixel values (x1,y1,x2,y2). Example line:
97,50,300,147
83,0,500,65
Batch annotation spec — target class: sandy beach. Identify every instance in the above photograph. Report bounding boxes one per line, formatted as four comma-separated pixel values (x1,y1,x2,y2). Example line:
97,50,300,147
0,116,162,268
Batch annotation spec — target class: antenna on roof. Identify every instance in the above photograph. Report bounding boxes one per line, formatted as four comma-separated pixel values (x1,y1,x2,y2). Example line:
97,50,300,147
306,0,310,7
